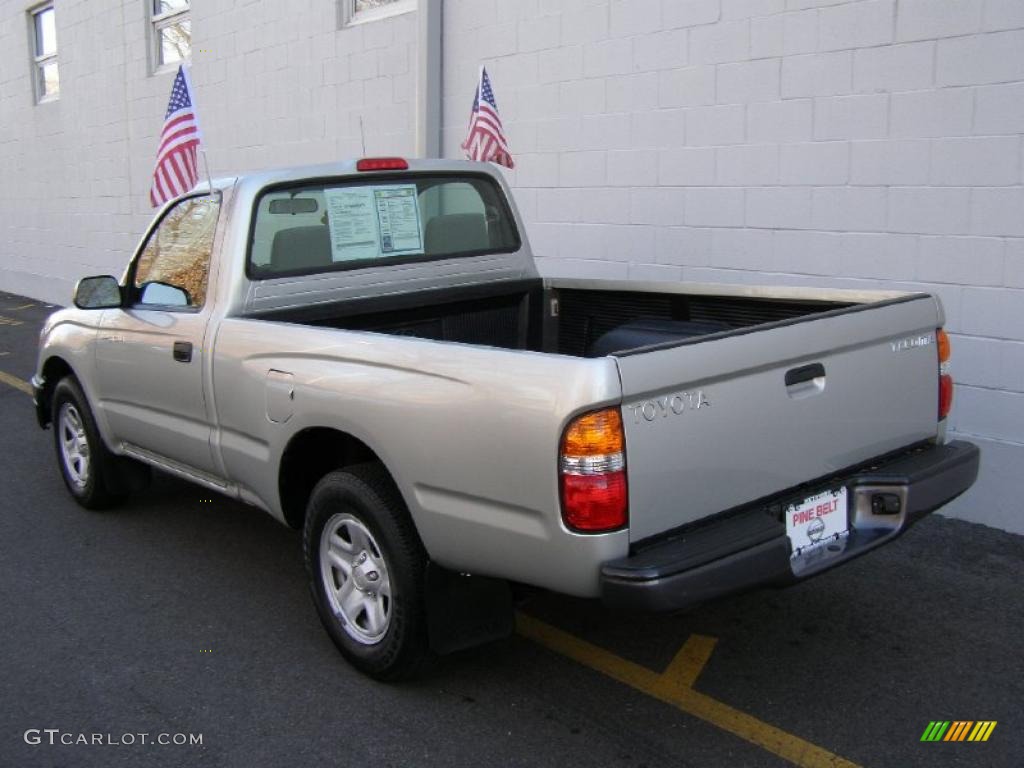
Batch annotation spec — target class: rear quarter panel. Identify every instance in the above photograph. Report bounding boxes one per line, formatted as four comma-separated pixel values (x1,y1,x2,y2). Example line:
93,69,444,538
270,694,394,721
211,318,628,597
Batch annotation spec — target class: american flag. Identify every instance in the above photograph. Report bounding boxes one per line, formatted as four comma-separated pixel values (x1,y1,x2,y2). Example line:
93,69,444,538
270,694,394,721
461,67,514,169
149,65,203,207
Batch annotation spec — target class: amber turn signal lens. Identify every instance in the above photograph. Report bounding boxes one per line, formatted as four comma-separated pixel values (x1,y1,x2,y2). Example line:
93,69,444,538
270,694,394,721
937,328,951,364
562,408,624,456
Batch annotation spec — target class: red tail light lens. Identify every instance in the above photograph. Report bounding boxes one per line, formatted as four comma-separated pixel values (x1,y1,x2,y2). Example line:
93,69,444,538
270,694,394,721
356,157,409,171
561,473,627,531
560,408,627,532
937,327,953,420
939,373,954,420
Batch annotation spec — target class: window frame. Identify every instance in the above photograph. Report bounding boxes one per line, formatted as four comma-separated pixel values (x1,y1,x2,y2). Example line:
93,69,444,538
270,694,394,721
126,190,222,312
29,2,58,103
339,0,415,28
150,0,191,74
245,172,522,281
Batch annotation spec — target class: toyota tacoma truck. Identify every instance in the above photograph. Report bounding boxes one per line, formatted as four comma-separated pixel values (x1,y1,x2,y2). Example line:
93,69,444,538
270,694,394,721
33,158,980,679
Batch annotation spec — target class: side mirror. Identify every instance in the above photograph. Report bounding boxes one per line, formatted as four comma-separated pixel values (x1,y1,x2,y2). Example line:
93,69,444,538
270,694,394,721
139,281,190,307
73,275,122,309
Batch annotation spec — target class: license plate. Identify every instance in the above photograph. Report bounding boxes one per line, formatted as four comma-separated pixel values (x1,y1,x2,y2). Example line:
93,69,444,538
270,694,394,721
785,487,848,556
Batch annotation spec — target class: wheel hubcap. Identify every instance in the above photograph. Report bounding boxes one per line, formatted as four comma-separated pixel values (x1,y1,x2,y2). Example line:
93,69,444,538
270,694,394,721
58,403,90,490
319,513,392,645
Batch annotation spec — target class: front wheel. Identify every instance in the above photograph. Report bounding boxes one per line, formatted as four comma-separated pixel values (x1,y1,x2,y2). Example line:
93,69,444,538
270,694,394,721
51,377,125,510
303,464,431,680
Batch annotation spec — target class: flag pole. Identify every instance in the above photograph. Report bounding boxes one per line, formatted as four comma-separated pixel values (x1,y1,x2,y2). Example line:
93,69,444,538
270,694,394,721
462,66,484,161
200,148,214,194
181,64,212,194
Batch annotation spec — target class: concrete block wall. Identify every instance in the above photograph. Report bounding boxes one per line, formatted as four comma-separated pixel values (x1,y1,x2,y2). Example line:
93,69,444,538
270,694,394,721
441,0,1024,533
0,0,417,302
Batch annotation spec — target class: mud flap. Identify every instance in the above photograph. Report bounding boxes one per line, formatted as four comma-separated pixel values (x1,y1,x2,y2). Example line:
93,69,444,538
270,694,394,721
425,564,514,655
103,454,152,495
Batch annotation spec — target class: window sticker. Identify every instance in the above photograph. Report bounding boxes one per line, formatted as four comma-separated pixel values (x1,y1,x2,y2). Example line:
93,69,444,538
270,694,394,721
324,184,424,262
324,187,379,262
374,185,423,254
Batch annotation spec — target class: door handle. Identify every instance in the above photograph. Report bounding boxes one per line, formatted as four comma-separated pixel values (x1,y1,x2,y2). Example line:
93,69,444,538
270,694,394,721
172,341,193,363
785,362,826,399
785,363,825,387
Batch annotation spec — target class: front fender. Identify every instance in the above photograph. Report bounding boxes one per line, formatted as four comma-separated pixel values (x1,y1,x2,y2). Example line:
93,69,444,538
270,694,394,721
34,309,112,445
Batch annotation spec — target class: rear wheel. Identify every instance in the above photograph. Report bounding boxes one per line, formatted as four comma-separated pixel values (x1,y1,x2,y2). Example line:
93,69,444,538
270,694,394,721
51,377,125,509
303,464,431,680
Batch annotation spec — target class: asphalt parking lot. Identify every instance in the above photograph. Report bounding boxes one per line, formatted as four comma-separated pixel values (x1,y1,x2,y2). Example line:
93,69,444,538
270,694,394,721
1,289,1021,768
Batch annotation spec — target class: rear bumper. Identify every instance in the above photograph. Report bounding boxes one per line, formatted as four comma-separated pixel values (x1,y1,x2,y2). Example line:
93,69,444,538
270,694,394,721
600,440,980,612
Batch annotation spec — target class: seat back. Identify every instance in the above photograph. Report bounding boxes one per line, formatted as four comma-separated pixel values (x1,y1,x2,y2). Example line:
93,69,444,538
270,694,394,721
424,213,488,254
270,226,332,272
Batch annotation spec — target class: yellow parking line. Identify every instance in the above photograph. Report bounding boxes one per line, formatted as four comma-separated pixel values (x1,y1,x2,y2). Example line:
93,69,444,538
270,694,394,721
8,303,34,311
0,315,24,326
658,632,718,690
517,612,862,768
0,370,32,396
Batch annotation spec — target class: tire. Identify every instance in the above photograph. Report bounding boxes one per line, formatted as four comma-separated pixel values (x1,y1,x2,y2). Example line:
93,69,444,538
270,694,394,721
51,377,125,510
303,464,431,680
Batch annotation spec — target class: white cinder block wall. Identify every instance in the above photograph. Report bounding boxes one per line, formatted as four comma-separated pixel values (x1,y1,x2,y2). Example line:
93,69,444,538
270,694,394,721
0,0,417,299
1,0,1021,532
442,0,1024,533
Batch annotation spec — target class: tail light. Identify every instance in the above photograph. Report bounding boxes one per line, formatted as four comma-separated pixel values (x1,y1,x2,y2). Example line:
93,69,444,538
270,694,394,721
560,408,627,532
937,328,953,420
356,157,409,171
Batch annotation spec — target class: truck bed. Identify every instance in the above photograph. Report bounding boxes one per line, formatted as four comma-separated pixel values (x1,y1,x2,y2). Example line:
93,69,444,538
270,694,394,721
255,278,860,358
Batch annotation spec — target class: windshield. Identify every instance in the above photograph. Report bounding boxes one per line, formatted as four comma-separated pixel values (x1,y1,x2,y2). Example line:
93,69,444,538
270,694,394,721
249,174,520,277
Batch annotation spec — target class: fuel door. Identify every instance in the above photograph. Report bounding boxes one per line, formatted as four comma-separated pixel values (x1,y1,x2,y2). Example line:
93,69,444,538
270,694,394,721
265,370,295,424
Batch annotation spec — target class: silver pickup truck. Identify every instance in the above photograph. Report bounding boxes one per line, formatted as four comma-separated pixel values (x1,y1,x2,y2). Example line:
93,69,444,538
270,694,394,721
33,158,979,679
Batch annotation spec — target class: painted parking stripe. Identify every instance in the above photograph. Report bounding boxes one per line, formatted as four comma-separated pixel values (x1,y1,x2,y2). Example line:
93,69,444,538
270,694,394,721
517,612,862,768
0,370,31,395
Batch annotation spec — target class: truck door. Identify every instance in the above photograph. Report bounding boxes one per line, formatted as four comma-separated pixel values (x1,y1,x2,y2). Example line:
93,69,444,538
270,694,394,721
94,193,221,475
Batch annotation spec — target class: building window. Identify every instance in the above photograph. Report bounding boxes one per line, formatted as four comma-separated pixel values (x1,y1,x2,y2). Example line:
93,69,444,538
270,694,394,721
30,3,59,102
152,0,191,71
341,0,414,27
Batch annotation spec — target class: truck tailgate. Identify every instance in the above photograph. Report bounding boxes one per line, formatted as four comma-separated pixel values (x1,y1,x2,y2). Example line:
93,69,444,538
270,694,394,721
616,295,942,542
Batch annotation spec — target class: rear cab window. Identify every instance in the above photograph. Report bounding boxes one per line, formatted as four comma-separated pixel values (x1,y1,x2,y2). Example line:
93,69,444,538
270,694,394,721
248,174,521,278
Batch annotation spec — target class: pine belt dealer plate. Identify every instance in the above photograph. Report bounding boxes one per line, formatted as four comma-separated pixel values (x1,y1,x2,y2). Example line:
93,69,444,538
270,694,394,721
785,487,849,563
